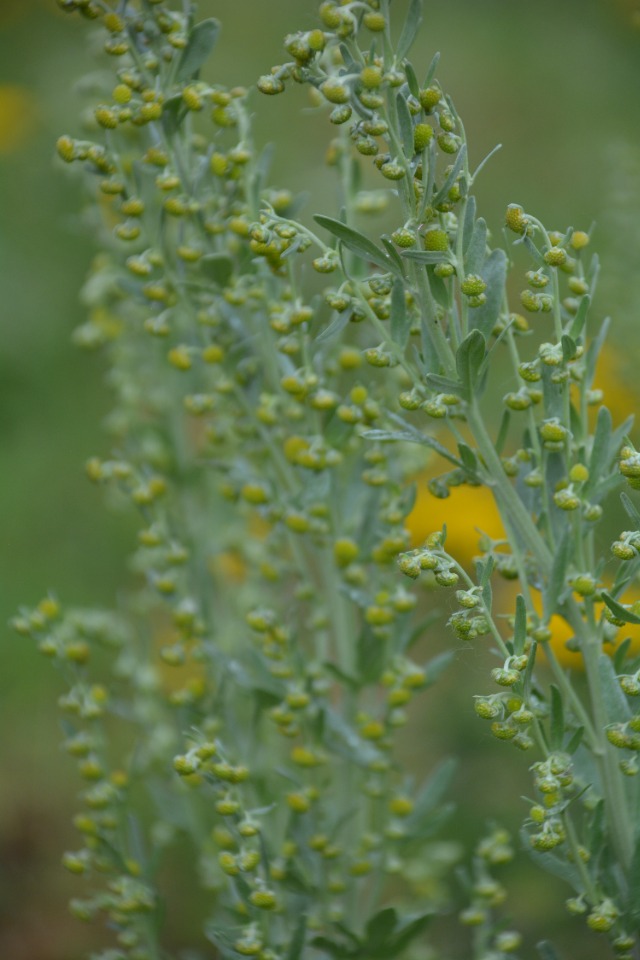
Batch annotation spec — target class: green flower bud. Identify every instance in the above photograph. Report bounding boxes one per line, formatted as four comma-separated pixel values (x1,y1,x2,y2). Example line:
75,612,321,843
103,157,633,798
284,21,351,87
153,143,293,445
330,104,352,124
320,78,350,104
363,11,386,31
423,227,448,251
380,161,406,181
257,74,285,95
413,123,434,152
553,488,580,511
460,274,487,297
520,289,541,312
570,230,590,250
391,227,415,247
544,246,567,267
540,420,568,443
437,132,460,154
434,262,455,277
419,86,441,111
505,203,527,234
474,698,501,719
360,66,383,89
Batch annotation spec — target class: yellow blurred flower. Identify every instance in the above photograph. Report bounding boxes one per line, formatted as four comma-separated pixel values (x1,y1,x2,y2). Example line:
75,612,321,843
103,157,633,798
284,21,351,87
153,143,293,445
543,607,640,669
406,477,505,569
591,343,638,428
0,84,38,154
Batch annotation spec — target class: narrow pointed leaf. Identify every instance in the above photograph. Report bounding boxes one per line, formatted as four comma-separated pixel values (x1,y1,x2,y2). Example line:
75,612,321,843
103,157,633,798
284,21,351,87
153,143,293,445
401,249,450,264
586,405,612,491
602,592,640,625
469,248,507,339
598,653,632,723
397,0,423,61
456,329,486,393
404,61,420,99
544,526,571,617
471,143,502,183
423,51,440,86
390,277,411,347
433,145,467,206
286,916,308,960
464,217,487,275
425,372,466,396
549,685,564,751
462,195,477,252
568,294,591,339
314,215,395,273
621,491,640,531
396,92,414,158
315,310,351,345
513,594,527,655
177,18,220,81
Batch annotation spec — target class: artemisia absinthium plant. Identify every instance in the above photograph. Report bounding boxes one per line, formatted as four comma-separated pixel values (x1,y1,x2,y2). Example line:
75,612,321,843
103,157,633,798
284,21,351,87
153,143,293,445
12,0,640,958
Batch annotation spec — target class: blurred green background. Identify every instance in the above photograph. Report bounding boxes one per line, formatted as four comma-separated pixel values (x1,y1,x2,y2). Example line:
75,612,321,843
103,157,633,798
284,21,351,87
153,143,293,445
1,0,640,957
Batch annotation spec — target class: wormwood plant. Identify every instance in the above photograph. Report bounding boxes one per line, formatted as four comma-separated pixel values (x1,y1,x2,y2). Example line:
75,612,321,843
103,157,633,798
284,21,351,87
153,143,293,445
13,1,640,958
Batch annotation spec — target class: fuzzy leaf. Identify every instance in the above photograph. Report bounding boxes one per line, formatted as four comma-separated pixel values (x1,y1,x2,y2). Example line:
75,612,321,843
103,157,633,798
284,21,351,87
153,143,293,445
315,310,351,345
602,592,640,625
380,235,406,276
404,61,420,99
587,405,612,491
565,726,584,754
422,649,454,684
161,93,187,136
423,51,440,86
561,334,577,364
586,315,610,383
524,828,583,890
598,652,632,722
568,294,591,339
425,372,466,396
361,426,463,469
544,526,571,617
495,409,511,455
401,249,450,265
470,143,502,183
462,195,477,253
457,441,479,476
513,594,527,656
314,215,396,274
464,217,487,275
176,19,220,81
390,277,411,347
469,248,507,339
455,329,486,394
286,915,307,960
549,685,564,751
628,837,640,923
433,145,467,207
405,758,456,836
397,0,423,61
621,491,640,532
396,92,414,158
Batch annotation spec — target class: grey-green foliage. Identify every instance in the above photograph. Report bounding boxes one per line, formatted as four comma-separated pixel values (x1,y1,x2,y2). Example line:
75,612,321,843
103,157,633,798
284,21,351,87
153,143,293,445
12,1,640,959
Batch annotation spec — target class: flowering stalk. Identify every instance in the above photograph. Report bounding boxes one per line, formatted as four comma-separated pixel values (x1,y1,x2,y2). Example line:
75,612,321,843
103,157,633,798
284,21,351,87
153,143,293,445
13,1,640,959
